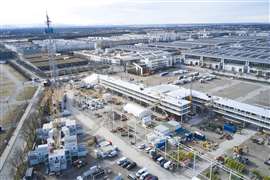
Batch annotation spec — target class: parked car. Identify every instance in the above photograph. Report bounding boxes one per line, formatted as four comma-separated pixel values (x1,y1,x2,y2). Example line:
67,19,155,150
138,144,146,150
127,174,137,180
160,159,167,167
156,157,164,164
140,172,149,180
145,147,152,153
152,154,161,161
136,168,147,178
108,150,118,158
163,161,172,169
122,160,131,168
117,157,127,165
126,162,137,170
264,159,270,166
145,175,158,180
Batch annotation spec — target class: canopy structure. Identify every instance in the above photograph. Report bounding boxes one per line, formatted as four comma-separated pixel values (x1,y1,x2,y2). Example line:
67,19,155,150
123,103,152,119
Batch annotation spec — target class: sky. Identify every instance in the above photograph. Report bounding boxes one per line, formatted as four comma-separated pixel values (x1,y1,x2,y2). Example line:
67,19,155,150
0,0,269,26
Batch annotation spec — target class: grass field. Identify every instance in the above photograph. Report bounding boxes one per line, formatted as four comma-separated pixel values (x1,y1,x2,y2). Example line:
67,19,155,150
0,82,15,98
16,86,37,101
0,72,15,98
0,64,33,156
5,65,27,82
0,103,28,155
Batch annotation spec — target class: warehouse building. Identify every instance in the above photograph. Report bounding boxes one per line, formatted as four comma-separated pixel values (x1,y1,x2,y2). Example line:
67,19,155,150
182,38,270,77
94,34,149,49
75,48,176,75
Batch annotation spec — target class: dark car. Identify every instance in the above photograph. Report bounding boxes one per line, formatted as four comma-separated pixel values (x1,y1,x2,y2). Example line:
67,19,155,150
127,174,137,180
264,160,270,166
92,168,105,178
122,160,131,168
145,175,159,180
152,154,161,161
143,174,152,180
126,162,137,170
118,158,128,166
160,159,167,167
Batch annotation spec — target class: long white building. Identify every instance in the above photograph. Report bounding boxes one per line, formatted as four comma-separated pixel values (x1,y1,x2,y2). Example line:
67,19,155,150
98,75,270,130
100,75,191,117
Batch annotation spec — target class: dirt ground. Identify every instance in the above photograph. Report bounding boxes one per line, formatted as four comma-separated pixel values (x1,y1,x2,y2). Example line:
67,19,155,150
226,133,270,177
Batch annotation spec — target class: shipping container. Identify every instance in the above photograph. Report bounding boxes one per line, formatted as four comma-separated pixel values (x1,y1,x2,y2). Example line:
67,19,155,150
223,124,237,133
155,140,166,149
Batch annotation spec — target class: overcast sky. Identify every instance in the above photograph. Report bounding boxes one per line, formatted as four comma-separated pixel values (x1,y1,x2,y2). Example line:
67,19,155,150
0,0,269,26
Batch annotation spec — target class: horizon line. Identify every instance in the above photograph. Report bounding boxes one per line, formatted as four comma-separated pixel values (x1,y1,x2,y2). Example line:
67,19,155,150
0,22,269,29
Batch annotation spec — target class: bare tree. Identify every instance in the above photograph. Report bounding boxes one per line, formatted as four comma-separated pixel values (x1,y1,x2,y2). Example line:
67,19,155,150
10,147,26,179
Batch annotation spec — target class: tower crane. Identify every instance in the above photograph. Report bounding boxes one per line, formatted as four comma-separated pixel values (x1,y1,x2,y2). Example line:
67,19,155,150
45,12,62,149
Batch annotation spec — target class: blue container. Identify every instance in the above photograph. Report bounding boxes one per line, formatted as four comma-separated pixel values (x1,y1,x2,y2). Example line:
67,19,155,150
185,132,193,140
224,124,237,133
175,127,183,134
155,140,166,149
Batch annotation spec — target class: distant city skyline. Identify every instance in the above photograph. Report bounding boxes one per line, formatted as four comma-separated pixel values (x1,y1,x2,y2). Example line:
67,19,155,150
0,0,269,27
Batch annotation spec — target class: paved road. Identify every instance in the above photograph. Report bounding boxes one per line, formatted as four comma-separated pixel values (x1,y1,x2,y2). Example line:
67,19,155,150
67,93,191,180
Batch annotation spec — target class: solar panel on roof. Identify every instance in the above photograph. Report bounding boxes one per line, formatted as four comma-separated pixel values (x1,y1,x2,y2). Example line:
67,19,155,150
259,55,269,59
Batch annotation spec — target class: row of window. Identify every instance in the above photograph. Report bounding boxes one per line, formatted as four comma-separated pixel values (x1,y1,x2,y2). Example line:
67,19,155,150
102,80,190,116
213,103,270,121
215,109,270,128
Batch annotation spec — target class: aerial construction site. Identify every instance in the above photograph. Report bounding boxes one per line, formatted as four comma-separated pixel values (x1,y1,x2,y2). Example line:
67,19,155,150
0,4,270,180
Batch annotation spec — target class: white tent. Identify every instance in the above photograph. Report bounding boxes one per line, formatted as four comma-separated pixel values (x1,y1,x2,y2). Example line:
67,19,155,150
82,74,99,84
123,103,152,119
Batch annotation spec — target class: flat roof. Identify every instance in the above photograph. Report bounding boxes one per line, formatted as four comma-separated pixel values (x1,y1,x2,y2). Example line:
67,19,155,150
149,41,201,50
155,124,170,132
101,76,191,107
184,46,270,64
